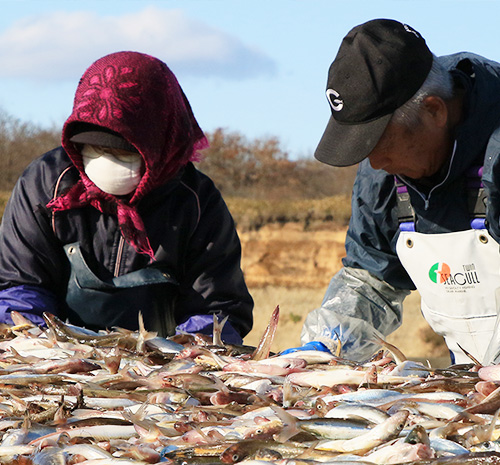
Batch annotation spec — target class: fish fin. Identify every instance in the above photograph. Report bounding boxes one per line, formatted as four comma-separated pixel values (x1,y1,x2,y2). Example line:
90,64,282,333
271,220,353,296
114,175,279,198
197,347,228,369
456,343,482,366
133,420,162,441
404,424,430,446
333,329,342,357
358,364,378,389
213,313,229,347
122,402,148,423
10,311,37,332
192,424,212,442
374,335,407,364
270,405,301,443
294,440,321,459
53,404,68,426
8,346,32,364
251,306,280,361
207,373,230,393
475,407,500,443
282,377,294,408
9,392,27,411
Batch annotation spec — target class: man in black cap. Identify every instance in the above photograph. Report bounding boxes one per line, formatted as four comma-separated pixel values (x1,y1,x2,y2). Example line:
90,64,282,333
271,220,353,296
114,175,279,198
283,18,500,364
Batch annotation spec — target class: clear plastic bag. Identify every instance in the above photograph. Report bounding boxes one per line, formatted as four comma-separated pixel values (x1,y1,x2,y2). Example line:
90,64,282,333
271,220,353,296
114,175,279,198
300,267,409,362
301,310,385,361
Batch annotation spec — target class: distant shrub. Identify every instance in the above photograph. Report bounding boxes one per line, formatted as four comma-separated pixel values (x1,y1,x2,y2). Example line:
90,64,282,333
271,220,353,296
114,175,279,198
225,195,351,231
0,191,351,231
288,312,303,324
197,128,357,200
0,109,60,191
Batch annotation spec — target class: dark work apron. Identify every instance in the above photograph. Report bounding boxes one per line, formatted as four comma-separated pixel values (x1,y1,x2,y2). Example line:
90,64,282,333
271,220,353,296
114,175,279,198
64,242,179,337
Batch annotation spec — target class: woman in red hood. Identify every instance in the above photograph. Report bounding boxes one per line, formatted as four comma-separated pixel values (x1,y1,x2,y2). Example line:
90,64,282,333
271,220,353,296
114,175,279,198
0,51,253,342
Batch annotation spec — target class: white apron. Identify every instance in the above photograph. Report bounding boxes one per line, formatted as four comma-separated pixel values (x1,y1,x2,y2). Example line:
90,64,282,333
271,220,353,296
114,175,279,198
396,227,500,364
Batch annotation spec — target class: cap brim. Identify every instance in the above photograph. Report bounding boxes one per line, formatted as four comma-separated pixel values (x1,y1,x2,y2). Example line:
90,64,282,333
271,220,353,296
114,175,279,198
69,131,138,153
314,113,392,167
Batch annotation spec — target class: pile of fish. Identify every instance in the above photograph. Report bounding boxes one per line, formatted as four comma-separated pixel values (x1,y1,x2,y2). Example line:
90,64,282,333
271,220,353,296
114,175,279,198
1,307,500,464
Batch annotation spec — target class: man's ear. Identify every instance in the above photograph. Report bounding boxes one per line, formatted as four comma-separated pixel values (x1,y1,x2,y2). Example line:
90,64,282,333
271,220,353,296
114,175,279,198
422,96,448,128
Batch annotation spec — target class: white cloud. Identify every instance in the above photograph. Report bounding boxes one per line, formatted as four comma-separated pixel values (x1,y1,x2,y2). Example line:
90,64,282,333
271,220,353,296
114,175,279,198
0,7,276,80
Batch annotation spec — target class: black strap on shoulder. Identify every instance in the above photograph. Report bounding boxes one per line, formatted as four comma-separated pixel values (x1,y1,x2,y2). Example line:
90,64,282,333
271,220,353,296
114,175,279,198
395,165,487,227
465,165,487,219
394,177,415,224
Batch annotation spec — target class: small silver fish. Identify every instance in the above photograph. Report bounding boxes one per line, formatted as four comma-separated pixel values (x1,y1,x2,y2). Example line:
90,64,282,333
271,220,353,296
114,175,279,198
315,409,410,453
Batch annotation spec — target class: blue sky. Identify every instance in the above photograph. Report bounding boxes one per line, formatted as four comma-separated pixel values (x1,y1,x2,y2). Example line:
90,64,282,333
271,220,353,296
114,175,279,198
1,0,500,159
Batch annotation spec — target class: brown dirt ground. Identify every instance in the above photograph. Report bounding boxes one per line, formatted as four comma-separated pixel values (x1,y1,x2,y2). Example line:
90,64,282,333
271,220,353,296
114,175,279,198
239,222,450,366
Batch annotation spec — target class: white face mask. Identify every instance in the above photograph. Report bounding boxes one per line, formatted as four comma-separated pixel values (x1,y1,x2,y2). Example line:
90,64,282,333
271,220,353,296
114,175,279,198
81,144,143,196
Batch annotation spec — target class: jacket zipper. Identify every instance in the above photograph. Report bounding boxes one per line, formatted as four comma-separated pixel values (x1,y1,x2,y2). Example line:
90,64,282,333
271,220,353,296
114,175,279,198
114,235,125,277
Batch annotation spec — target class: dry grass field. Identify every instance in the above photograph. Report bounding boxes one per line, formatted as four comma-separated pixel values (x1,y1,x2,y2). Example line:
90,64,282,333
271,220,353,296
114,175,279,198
240,223,450,366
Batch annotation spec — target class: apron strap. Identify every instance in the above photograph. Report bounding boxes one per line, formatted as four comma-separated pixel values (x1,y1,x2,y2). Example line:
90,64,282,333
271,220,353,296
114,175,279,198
395,165,487,232
394,178,416,232
466,165,487,229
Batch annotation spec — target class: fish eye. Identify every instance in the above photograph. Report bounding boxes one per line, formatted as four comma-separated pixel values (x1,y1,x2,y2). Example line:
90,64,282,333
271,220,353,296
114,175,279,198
232,454,239,461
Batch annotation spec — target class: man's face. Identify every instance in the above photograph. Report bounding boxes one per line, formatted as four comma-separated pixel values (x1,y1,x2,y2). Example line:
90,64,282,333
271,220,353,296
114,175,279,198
367,116,451,180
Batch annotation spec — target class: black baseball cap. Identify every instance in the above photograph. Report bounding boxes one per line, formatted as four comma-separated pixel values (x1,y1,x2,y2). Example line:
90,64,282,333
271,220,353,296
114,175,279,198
314,19,433,167
69,123,138,153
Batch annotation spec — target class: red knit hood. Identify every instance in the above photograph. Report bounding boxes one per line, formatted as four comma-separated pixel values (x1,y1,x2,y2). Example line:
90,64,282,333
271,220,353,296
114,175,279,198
48,51,208,259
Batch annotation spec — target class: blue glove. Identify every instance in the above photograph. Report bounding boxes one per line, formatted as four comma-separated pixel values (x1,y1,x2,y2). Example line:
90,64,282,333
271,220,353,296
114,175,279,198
280,341,331,355
0,285,58,326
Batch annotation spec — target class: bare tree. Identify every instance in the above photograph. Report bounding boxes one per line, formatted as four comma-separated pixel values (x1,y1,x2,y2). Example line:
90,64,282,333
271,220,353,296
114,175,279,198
197,127,356,199
0,109,60,191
